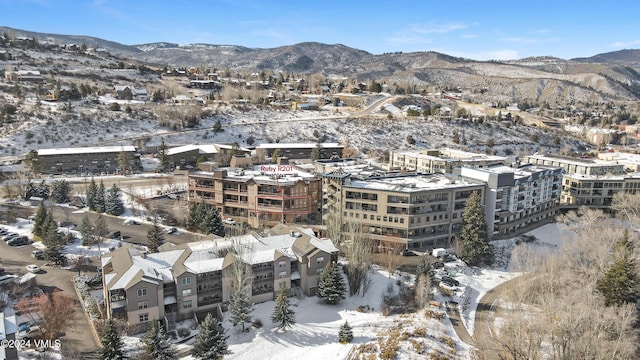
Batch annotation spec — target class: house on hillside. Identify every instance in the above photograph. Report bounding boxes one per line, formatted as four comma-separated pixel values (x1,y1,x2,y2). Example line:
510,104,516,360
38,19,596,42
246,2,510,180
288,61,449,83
113,85,149,101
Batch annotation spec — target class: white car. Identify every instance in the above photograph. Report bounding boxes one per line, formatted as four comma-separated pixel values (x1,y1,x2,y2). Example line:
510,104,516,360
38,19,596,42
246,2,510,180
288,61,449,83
26,264,40,274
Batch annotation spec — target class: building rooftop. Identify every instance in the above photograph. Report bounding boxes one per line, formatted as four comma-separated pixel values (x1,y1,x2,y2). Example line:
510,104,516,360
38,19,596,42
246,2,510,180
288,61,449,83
192,165,317,185
166,144,219,156
347,173,479,192
38,146,137,156
256,142,343,149
395,148,506,162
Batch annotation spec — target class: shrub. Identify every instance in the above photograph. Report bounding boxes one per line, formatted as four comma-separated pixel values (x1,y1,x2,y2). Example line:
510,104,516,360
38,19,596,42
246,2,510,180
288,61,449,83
412,327,427,337
252,318,263,328
177,327,190,338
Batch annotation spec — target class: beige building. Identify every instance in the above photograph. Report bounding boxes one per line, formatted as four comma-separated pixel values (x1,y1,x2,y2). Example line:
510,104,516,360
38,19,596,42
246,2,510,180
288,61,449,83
390,148,507,174
561,173,640,208
524,153,626,176
188,166,322,228
323,170,486,250
102,224,338,334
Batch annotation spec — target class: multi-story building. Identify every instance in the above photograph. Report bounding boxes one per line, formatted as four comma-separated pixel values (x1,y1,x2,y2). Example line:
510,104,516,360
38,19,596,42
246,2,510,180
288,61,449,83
35,146,142,175
524,153,626,176
188,166,322,228
323,171,486,250
102,224,338,334
457,164,563,238
560,173,640,208
390,148,507,174
255,143,344,160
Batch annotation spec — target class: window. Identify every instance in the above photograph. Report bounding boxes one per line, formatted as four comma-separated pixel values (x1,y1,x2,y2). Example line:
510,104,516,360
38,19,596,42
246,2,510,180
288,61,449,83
279,261,286,268
181,277,191,285
139,313,149,323
279,271,287,278
137,301,148,310
316,256,324,264
137,288,147,297
183,300,192,309
182,289,192,297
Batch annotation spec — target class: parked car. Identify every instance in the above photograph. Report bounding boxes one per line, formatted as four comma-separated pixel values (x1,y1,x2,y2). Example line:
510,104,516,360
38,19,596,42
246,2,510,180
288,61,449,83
222,218,237,225
432,261,445,269
441,275,459,287
123,219,140,225
107,231,121,239
0,228,8,235
0,274,18,285
165,227,178,234
18,320,37,333
402,249,417,257
7,236,29,246
2,233,19,241
26,264,40,273
18,325,42,340
32,249,45,260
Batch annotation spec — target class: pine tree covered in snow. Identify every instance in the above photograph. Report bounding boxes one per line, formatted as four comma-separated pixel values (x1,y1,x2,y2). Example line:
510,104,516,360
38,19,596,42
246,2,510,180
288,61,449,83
415,255,433,279
229,287,254,331
338,320,353,344
141,320,176,360
192,313,228,360
95,180,106,213
458,191,493,266
105,184,124,216
146,218,165,253
317,263,346,305
271,283,296,330
99,318,126,360
80,212,95,246
597,231,639,306
32,201,48,238
203,206,224,236
86,177,98,211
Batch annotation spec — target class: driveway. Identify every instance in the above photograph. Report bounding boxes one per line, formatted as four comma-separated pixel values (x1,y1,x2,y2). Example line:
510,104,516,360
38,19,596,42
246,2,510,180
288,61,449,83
0,239,100,353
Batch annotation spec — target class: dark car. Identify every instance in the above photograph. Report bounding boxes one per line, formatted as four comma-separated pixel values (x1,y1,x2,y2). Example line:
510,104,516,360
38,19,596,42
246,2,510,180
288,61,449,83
432,261,445,269
7,236,29,246
402,249,417,257
441,275,459,287
107,231,121,239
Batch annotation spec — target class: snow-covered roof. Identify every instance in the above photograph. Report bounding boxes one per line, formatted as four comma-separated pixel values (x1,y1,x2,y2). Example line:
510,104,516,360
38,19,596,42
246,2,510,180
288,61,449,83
166,144,219,156
348,173,480,192
255,142,342,149
192,166,317,185
38,146,136,156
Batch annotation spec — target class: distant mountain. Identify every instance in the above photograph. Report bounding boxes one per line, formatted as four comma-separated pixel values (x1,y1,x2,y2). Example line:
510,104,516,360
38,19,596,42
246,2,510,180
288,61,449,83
572,49,640,66
3,26,640,103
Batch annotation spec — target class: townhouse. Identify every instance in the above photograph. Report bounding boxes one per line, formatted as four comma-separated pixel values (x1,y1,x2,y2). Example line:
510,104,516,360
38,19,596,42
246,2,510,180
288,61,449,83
102,224,338,334
35,146,142,175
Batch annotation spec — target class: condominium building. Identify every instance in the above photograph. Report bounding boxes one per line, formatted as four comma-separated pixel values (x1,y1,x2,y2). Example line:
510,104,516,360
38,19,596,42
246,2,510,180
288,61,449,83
524,153,626,176
188,166,322,228
457,164,563,238
102,224,338,334
389,148,507,174
255,143,344,160
35,146,142,175
561,173,640,208
323,171,486,250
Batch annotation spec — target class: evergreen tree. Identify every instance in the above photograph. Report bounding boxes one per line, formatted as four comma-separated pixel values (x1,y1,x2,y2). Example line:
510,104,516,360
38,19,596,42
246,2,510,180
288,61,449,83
95,213,109,240
87,178,98,211
95,180,106,213
146,218,165,253
203,207,224,236
317,263,346,305
141,320,176,360
80,213,95,246
99,318,126,360
50,179,72,203
596,232,639,306
192,313,228,360
415,255,433,278
229,287,254,332
338,321,353,344
105,184,125,216
32,201,48,238
271,148,281,163
271,283,295,330
43,218,66,265
157,139,170,172
458,191,493,266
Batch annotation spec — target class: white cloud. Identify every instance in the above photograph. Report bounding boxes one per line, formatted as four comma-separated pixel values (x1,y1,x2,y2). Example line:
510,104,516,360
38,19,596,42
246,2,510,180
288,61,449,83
385,22,467,45
611,40,640,48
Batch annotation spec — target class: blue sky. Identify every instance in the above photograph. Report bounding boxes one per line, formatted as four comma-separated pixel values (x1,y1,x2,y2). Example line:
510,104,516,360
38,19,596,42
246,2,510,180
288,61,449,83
2,0,640,60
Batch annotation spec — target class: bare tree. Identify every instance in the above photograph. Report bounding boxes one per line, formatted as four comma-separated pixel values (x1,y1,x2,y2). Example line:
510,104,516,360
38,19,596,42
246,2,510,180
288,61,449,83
343,222,374,296
379,241,405,277
612,192,640,228
414,274,432,309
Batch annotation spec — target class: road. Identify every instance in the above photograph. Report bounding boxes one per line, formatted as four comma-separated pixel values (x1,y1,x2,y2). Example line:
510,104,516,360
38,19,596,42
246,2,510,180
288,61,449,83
0,238,99,353
473,276,524,360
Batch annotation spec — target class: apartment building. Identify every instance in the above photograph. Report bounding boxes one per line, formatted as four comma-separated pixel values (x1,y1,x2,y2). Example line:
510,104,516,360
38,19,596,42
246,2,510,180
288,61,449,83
255,143,344,160
524,153,626,176
389,148,507,174
102,224,338,334
35,146,142,175
457,164,563,238
323,171,486,250
561,173,640,208
188,166,322,228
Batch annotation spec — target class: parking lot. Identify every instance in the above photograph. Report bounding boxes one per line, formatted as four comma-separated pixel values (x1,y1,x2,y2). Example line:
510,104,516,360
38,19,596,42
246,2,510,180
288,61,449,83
0,232,99,353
